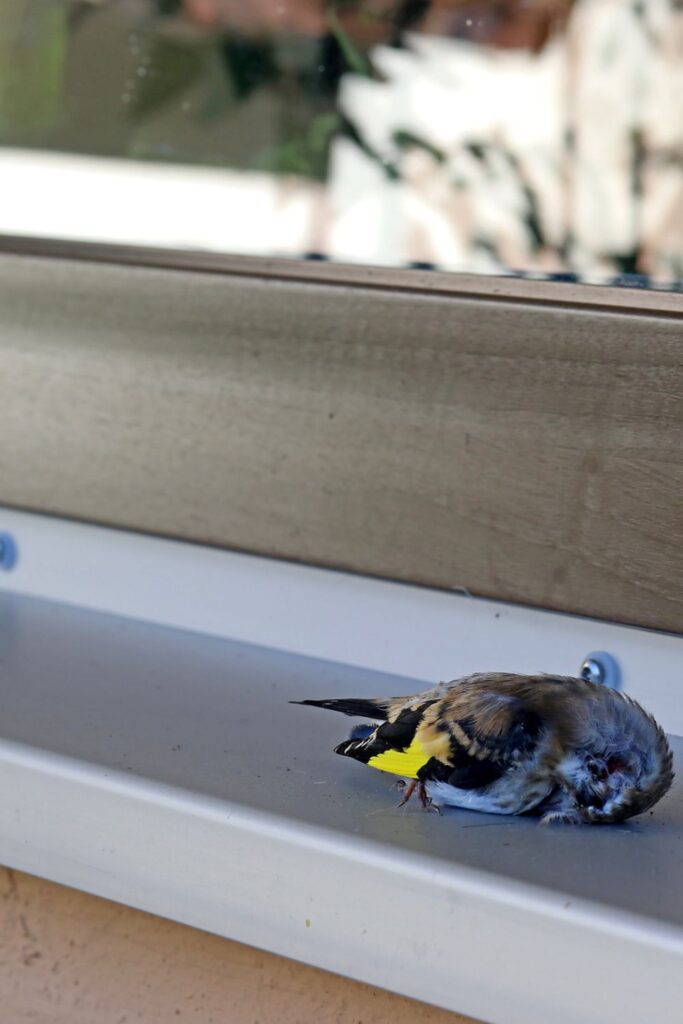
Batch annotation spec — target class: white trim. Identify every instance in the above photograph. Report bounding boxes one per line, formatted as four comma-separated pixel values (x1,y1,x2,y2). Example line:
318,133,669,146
1,506,682,733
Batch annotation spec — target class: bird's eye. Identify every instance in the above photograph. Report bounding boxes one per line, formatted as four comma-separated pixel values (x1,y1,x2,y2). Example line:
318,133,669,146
588,759,607,781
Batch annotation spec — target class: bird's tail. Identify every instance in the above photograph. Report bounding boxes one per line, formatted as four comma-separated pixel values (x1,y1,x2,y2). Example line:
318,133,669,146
290,697,390,720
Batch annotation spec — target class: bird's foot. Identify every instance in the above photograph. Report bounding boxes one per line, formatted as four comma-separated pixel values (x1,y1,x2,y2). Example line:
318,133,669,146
418,781,441,814
397,779,418,807
396,779,441,813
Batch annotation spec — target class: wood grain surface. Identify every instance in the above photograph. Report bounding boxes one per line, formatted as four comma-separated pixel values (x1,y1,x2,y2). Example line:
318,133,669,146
1,251,682,632
0,867,476,1024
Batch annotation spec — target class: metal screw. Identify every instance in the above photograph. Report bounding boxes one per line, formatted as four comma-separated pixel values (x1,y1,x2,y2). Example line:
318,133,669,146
580,658,604,685
0,533,17,571
580,651,621,690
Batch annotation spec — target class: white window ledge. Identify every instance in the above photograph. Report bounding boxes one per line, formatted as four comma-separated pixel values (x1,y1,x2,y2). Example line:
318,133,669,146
0,507,681,1024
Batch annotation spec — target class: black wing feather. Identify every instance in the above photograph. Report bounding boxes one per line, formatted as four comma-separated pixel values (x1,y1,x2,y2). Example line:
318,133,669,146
290,697,390,720
334,703,436,764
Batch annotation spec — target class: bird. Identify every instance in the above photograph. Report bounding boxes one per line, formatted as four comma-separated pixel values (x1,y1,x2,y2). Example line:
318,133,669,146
292,673,674,824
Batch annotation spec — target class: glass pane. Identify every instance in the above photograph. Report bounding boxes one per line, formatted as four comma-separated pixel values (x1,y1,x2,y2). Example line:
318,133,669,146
0,0,680,288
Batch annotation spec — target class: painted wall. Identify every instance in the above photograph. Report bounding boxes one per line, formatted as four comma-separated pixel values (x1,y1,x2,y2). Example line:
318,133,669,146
0,867,476,1024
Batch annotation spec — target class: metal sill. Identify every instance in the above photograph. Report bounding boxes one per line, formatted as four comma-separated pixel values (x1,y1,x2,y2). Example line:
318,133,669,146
0,508,681,1024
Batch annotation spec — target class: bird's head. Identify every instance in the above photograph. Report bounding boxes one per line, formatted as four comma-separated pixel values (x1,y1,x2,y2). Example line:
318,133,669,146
559,694,674,824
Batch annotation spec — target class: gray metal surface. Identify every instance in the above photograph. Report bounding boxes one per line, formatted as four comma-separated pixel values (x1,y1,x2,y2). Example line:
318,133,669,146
1,589,681,929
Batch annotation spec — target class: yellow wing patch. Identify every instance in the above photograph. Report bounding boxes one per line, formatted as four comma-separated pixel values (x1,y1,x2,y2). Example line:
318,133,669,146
367,736,431,780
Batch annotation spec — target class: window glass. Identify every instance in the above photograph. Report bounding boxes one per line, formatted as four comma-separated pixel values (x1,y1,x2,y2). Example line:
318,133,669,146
1,1,680,287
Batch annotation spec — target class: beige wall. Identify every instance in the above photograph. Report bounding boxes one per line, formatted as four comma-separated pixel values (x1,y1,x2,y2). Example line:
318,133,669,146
0,867,478,1024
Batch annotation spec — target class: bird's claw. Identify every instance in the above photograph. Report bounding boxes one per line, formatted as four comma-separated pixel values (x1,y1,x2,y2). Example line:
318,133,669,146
397,779,418,807
395,779,441,813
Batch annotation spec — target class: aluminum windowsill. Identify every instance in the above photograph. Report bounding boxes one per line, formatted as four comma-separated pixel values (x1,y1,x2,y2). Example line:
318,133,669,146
0,508,681,1024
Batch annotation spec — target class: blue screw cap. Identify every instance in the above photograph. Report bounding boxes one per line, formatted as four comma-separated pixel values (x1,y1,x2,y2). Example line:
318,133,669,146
0,533,18,571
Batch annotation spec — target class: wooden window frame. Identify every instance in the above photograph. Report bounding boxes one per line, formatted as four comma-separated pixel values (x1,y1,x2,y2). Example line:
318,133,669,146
0,233,682,633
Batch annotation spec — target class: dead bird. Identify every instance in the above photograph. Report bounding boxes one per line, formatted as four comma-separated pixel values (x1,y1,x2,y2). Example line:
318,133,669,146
292,673,674,824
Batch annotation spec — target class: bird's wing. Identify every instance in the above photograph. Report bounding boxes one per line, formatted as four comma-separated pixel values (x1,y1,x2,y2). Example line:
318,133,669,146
334,699,441,779
436,682,543,764
335,682,543,787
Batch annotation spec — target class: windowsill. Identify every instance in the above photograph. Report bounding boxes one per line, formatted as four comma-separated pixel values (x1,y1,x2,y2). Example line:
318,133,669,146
0,508,681,1024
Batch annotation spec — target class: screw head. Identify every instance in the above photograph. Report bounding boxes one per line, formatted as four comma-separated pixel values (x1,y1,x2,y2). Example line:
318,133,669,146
580,658,604,685
579,651,621,690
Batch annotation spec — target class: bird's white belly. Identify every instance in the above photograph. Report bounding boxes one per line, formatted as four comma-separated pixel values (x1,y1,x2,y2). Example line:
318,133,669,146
426,776,552,816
